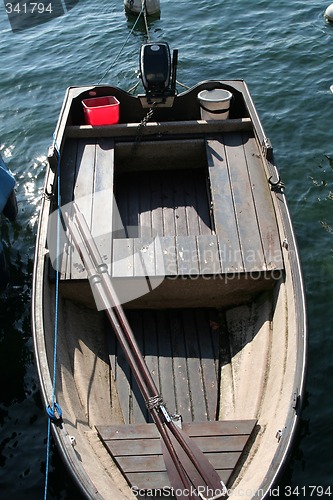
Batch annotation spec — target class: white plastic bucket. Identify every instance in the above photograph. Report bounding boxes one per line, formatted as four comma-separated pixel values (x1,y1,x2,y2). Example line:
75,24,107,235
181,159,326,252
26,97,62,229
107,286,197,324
197,89,233,120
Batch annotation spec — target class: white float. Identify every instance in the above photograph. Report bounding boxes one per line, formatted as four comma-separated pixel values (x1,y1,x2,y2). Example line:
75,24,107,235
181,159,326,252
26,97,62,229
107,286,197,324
324,3,333,22
124,0,161,16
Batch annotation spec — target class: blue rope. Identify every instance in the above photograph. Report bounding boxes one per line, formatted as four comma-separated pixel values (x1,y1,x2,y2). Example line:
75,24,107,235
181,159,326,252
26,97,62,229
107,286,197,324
44,139,62,500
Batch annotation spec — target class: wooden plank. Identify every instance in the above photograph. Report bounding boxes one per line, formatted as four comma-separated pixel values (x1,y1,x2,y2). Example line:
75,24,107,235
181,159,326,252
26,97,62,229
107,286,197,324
169,311,192,421
60,139,78,205
59,138,78,279
205,452,242,470
116,455,166,473
129,311,149,424
192,435,250,453
73,139,96,224
126,173,140,238
195,309,219,420
133,238,147,277
71,139,96,279
156,310,177,414
133,238,156,277
242,132,283,270
206,137,243,273
194,170,213,236
139,174,152,239
116,451,242,474
182,171,201,236
173,173,188,236
125,470,232,491
157,236,177,276
125,471,171,490
138,237,155,277
176,235,199,276
142,310,159,423
91,138,114,273
161,173,176,236
113,332,131,425
104,431,249,456
150,172,164,236
97,419,257,441
112,238,134,277
66,118,253,138
183,419,257,437
103,437,161,456
197,235,221,275
181,310,208,421
97,422,159,440
223,132,265,272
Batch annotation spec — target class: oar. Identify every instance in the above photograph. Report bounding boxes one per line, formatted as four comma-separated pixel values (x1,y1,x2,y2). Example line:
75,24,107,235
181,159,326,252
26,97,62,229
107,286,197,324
65,204,227,500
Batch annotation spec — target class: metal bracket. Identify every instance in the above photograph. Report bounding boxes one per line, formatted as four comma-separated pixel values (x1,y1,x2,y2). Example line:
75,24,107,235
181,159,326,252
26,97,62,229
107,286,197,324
275,429,282,442
269,175,285,193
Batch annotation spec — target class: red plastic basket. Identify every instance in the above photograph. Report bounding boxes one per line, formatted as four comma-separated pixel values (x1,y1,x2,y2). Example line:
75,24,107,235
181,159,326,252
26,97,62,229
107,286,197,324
82,96,120,126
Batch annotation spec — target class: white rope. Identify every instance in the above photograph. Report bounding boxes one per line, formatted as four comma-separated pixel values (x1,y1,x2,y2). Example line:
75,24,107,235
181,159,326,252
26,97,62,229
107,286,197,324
97,2,150,84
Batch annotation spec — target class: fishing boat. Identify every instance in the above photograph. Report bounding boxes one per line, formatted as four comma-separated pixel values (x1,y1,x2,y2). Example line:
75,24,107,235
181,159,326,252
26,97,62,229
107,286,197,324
32,43,307,499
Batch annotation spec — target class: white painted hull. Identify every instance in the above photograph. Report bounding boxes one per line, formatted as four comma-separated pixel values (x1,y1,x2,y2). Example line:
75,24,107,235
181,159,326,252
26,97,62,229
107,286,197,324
124,0,160,15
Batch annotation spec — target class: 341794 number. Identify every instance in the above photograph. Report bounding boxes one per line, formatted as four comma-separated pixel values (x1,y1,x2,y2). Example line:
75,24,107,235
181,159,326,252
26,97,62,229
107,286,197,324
5,3,53,14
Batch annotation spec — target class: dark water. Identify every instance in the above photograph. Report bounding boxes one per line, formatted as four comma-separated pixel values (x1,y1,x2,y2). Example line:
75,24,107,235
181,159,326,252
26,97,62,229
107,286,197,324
0,1,333,498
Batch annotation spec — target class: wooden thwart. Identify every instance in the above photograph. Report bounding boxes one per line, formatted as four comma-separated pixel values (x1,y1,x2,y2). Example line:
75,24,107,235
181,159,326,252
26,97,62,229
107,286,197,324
96,420,257,491
66,117,253,139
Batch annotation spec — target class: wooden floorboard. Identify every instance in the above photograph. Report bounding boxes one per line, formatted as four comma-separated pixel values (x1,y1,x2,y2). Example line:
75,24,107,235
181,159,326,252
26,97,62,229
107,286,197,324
115,169,212,240
107,308,220,425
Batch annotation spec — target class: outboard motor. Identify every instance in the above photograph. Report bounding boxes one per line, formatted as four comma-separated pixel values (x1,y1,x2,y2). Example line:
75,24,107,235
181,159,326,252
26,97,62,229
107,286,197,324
139,42,178,105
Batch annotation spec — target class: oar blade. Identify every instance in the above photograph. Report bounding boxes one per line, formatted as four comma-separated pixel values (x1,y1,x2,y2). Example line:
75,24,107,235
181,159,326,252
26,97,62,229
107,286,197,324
162,424,228,500
160,437,196,500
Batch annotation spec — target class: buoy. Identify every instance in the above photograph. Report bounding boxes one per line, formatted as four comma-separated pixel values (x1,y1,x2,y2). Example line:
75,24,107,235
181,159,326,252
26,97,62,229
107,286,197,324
324,3,333,22
124,0,160,16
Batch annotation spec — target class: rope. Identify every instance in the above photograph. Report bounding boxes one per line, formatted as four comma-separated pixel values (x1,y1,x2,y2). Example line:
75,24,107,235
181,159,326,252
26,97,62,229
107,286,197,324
142,1,151,43
44,138,62,500
97,1,149,84
146,395,164,411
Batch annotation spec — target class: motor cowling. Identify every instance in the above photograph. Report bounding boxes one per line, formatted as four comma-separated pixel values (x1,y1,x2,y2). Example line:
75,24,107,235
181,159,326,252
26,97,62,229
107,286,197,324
140,42,171,97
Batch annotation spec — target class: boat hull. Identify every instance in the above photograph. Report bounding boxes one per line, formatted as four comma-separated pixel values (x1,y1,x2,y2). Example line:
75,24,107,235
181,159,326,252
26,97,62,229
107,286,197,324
32,80,307,499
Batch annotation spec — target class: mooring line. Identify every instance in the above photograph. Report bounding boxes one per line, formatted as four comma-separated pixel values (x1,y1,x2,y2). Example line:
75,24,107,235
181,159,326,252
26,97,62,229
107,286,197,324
97,2,148,84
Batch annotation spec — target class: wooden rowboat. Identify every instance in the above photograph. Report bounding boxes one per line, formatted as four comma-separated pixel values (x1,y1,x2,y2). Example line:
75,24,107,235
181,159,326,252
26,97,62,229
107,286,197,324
32,44,307,499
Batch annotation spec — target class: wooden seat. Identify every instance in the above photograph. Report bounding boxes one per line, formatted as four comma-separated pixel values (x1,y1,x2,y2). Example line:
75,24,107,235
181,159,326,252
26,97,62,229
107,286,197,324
96,420,257,491
56,130,284,309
